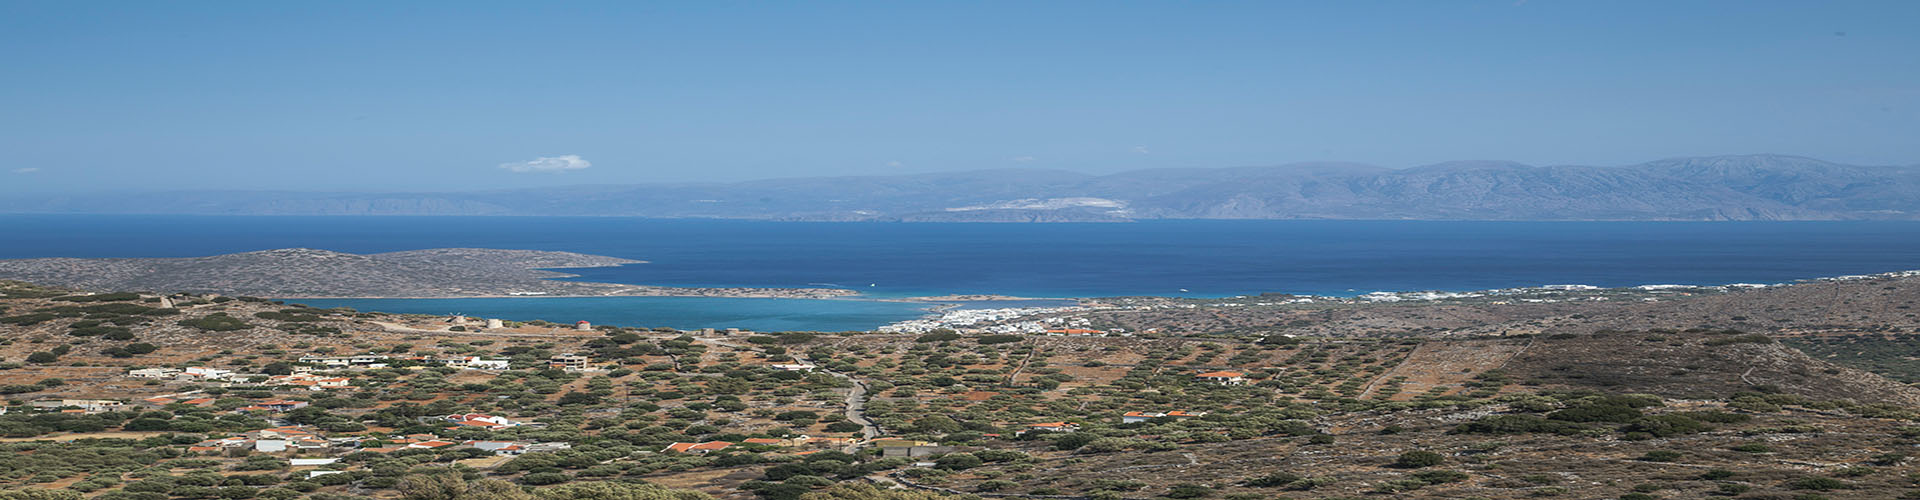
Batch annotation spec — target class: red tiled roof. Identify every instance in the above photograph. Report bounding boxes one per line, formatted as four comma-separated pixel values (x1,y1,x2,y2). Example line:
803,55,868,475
664,441,733,452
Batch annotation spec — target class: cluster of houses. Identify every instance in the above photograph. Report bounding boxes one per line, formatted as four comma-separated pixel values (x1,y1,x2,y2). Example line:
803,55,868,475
297,355,392,368
297,354,513,370
128,366,242,382
124,353,520,390
183,425,568,457
135,395,310,414
27,398,128,414
14,397,322,416
127,367,357,390
191,426,358,454
267,373,352,391
659,435,854,454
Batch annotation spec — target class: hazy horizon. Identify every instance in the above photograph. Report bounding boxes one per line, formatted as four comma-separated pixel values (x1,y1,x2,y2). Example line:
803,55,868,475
4,1,1918,195
7,153,1915,196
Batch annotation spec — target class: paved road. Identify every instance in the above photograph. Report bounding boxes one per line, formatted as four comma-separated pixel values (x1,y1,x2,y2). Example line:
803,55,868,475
698,337,883,452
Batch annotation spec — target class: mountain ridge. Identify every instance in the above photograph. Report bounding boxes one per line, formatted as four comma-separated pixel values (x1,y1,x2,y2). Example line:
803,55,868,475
8,154,1920,221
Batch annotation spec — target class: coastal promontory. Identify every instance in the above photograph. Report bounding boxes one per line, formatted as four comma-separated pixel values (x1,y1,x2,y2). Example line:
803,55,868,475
0,248,852,299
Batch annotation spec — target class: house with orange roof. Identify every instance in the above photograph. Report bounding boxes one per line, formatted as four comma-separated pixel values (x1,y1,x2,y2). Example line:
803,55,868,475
442,413,520,427
408,440,457,449
1018,422,1080,435
1194,371,1247,385
662,441,734,454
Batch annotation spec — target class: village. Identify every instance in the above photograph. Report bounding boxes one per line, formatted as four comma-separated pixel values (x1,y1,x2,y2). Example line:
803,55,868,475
4,276,1920,499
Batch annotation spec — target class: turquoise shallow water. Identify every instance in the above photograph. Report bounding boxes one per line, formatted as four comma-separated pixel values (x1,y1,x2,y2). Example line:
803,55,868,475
286,296,938,332
7,216,1920,331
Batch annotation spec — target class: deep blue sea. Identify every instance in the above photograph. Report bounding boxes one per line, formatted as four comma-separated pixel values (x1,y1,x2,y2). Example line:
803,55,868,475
4,216,1917,330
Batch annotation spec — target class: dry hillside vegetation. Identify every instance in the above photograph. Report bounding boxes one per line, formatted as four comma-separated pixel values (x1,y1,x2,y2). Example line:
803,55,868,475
0,275,1919,499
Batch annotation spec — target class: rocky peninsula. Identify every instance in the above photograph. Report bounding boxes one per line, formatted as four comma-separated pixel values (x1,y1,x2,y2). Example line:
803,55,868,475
0,248,855,299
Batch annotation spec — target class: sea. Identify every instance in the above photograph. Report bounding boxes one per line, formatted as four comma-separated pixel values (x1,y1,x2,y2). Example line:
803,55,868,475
4,215,1918,331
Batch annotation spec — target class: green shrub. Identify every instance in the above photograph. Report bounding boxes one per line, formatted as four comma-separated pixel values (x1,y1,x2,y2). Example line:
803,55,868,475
1164,483,1214,498
915,331,961,343
1788,476,1848,491
1705,334,1775,346
177,314,251,332
1393,450,1445,468
1246,472,1302,487
1637,450,1683,462
1413,470,1469,484
1623,414,1708,438
1452,415,1587,435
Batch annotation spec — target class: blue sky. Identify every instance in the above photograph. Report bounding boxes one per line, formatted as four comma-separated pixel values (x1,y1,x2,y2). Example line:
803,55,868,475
2,1,1916,193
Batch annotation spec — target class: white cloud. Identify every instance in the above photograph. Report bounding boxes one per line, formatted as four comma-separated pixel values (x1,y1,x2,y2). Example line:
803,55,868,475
1131,146,1151,154
1011,156,1036,162
499,155,591,173
10,168,39,174
886,160,903,167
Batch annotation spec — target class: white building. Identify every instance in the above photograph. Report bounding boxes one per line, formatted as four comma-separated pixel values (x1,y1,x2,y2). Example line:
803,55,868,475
128,368,181,379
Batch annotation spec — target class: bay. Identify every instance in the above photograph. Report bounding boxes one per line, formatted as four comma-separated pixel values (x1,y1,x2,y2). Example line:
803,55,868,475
4,215,1918,330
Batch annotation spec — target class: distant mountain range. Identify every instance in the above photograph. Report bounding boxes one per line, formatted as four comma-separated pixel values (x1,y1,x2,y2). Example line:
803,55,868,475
9,154,1919,221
